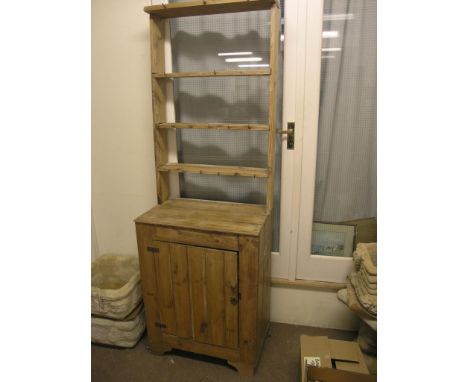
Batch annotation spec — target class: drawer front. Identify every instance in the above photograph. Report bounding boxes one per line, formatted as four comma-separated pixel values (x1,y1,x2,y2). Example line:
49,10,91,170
152,226,238,251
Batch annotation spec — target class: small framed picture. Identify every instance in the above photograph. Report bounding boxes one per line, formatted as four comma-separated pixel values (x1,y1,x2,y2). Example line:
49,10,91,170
311,222,356,257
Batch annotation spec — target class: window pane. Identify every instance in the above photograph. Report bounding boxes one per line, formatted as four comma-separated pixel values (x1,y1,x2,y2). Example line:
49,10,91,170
169,1,284,251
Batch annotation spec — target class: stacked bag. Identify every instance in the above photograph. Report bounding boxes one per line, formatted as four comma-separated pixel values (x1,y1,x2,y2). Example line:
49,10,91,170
337,243,377,358
91,254,146,348
349,243,377,319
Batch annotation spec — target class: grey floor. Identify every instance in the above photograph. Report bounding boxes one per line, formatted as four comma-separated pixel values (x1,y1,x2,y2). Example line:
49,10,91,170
91,322,356,382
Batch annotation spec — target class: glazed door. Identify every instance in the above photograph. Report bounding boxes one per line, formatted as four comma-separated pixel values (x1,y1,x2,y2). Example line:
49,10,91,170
153,241,239,349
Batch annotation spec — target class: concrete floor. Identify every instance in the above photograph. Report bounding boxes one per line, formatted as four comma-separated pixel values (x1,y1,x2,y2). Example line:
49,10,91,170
91,322,356,382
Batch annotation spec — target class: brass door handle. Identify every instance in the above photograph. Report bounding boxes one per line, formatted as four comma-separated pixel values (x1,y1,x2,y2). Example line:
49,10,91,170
276,122,295,149
276,128,294,135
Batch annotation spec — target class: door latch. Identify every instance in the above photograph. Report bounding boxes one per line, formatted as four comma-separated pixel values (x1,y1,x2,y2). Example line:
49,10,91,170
230,297,238,306
230,292,241,305
276,122,295,149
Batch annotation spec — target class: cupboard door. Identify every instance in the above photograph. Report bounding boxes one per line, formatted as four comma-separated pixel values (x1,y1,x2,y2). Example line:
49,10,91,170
188,246,239,349
153,241,239,348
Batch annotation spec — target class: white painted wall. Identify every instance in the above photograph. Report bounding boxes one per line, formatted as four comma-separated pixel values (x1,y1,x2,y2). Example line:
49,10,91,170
91,209,99,261
271,287,359,330
91,0,360,331
92,0,156,256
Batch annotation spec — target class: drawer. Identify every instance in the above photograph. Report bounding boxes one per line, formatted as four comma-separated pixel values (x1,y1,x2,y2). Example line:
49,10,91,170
152,226,238,251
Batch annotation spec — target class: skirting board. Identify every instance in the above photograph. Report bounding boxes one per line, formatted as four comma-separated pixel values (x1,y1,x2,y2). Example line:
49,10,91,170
270,286,360,331
271,277,346,291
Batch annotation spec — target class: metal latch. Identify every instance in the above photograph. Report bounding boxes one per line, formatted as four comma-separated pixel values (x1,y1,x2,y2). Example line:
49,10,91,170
230,297,238,306
230,291,241,305
276,122,295,149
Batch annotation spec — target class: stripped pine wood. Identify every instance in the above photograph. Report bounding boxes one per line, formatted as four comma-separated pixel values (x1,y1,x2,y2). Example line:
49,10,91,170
143,215,262,236
257,214,272,361
157,122,269,131
161,334,240,361
263,216,272,336
224,250,239,349
154,241,177,335
135,199,266,236
187,247,209,343
205,249,226,346
149,206,266,226
158,163,268,178
144,0,278,18
170,244,192,338
138,1,277,376
150,17,169,204
136,224,165,351
256,223,265,358
136,224,157,295
136,209,270,374
154,226,239,251
266,3,280,211
153,69,270,78
238,236,259,366
162,198,267,215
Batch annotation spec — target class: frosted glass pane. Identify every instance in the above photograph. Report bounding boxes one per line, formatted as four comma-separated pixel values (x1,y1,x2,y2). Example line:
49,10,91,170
169,1,283,251
172,77,269,124
180,173,267,205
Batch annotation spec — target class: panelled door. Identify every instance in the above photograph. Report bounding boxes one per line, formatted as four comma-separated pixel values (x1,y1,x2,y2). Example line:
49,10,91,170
152,241,239,349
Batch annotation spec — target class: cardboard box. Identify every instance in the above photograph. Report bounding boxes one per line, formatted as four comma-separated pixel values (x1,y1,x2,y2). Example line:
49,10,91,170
301,335,374,382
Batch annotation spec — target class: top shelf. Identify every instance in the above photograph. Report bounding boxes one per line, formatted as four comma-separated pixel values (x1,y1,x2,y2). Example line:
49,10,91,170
144,0,278,18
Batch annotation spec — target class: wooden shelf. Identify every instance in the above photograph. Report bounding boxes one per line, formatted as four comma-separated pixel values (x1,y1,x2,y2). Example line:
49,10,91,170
158,163,269,178
157,122,269,131
144,0,278,18
153,69,270,78
146,0,280,209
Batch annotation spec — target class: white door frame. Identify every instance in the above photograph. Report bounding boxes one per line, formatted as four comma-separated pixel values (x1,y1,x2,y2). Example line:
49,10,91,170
272,0,309,279
275,0,354,283
274,0,323,280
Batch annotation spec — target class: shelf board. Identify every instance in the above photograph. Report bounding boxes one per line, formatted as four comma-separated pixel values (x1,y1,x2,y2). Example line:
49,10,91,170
157,122,269,131
135,198,268,236
153,69,270,78
144,0,278,18
158,163,269,178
